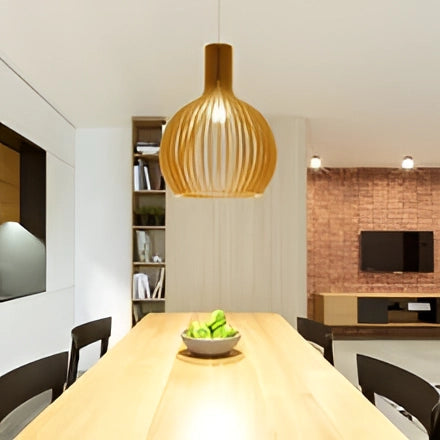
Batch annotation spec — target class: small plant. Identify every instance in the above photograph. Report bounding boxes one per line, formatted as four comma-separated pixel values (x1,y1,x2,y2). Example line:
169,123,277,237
135,206,165,226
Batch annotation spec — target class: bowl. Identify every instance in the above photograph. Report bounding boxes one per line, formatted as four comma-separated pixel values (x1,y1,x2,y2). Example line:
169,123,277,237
181,332,241,357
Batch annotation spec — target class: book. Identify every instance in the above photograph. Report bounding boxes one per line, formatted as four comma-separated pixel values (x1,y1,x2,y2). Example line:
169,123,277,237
133,165,140,191
135,230,152,262
136,141,160,154
152,267,165,299
137,141,159,146
137,275,146,299
148,160,162,190
132,273,139,299
137,159,147,190
137,146,160,154
133,273,151,299
142,273,151,299
143,165,151,190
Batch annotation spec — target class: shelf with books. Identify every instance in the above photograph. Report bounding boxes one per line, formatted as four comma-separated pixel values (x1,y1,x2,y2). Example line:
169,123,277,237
132,116,167,324
133,262,165,267
133,156,164,191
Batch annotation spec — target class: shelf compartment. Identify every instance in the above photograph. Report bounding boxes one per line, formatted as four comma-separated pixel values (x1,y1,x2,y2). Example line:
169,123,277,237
134,190,166,195
133,262,165,267
134,153,160,159
133,226,165,231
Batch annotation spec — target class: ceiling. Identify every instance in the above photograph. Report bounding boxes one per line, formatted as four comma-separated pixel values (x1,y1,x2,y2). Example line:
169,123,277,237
1,0,440,167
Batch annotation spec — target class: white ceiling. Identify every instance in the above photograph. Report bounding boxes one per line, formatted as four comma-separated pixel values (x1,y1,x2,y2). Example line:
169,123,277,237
1,0,440,167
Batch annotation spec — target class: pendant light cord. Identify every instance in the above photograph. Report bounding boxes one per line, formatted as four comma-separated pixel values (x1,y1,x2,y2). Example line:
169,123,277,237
217,0,221,43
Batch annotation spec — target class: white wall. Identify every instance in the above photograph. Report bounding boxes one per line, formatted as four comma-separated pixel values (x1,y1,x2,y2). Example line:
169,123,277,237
0,59,75,375
73,117,307,370
165,116,307,326
75,127,132,368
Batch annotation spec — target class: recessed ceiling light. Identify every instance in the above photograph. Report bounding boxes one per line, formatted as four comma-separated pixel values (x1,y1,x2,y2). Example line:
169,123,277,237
310,155,322,169
401,155,414,169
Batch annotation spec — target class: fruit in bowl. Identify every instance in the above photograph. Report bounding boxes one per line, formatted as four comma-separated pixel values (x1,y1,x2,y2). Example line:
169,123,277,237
181,310,241,356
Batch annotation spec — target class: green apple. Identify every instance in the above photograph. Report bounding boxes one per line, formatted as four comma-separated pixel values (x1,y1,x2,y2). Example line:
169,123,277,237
206,309,226,329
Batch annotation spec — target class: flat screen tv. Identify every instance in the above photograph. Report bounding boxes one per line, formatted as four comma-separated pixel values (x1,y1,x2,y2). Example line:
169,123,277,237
360,231,434,273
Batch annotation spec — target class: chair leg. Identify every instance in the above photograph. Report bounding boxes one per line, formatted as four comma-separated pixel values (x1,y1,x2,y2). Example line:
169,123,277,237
361,387,375,405
66,347,79,389
100,337,109,358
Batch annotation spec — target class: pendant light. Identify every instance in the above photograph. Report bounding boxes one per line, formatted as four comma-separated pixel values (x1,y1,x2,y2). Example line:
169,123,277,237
159,4,277,198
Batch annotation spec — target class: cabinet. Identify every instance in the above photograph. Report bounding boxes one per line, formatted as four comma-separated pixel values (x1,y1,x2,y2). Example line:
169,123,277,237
314,292,440,338
131,117,167,324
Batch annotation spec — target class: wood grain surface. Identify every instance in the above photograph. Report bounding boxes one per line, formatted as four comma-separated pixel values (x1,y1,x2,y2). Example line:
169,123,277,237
16,313,407,439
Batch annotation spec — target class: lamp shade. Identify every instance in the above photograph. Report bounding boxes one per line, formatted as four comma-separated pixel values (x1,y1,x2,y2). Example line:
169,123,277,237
159,43,277,198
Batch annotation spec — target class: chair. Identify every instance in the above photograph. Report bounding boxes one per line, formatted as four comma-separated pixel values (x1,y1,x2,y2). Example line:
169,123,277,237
0,352,68,424
357,354,440,440
296,317,334,365
66,316,112,388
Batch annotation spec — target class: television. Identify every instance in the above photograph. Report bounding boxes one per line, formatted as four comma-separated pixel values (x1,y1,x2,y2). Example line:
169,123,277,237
360,231,434,273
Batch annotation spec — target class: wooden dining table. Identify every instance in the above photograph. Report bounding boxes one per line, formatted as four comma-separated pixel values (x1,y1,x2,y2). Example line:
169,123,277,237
16,312,408,439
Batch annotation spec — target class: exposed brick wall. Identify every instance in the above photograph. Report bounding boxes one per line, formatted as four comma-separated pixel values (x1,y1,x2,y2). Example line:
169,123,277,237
307,168,440,317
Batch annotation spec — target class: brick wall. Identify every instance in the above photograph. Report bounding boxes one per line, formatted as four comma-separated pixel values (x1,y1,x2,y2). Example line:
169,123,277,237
307,168,440,316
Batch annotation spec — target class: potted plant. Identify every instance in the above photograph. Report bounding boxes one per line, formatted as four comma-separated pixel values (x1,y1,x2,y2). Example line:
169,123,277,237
135,206,165,226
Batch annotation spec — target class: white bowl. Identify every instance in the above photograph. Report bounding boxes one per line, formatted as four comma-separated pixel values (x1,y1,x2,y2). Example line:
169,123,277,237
181,332,241,357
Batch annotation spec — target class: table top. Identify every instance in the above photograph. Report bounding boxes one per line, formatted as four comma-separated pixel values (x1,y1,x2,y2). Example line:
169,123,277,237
16,312,407,439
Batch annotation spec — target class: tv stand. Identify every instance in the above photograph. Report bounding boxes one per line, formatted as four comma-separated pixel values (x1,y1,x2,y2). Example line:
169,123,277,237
314,292,440,339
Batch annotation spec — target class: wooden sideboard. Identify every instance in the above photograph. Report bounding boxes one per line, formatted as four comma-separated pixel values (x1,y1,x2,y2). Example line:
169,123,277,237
314,292,440,339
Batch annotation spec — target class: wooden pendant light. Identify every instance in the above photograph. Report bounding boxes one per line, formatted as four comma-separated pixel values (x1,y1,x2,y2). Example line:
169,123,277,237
159,43,277,198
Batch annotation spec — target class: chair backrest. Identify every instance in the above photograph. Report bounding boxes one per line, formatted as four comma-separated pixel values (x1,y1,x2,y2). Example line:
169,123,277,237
66,317,112,388
357,354,440,439
297,317,334,365
0,352,68,423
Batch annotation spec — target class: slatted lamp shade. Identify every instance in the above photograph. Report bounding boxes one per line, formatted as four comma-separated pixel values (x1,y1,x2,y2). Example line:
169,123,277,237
159,43,277,198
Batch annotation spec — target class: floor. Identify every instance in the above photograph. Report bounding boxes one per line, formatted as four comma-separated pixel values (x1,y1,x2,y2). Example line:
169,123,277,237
334,339,440,440
0,391,51,440
0,372,85,440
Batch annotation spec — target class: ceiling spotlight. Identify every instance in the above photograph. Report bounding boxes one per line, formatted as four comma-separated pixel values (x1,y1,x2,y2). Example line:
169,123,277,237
401,155,414,170
310,155,322,169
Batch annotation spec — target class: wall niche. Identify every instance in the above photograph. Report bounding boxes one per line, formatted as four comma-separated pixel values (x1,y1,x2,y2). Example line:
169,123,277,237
0,123,46,301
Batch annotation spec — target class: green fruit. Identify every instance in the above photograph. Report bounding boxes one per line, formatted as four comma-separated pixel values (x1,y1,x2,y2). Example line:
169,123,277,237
188,320,211,338
190,310,238,339
209,318,226,331
206,309,226,328
194,323,211,339
212,325,227,338
224,324,237,337
186,320,200,337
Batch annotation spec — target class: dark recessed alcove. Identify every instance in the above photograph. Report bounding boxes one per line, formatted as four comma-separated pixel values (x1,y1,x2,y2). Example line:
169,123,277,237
0,123,46,301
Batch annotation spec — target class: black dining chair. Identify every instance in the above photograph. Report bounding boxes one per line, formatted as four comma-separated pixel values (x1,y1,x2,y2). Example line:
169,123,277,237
0,352,68,431
66,316,112,388
357,354,440,440
296,317,334,366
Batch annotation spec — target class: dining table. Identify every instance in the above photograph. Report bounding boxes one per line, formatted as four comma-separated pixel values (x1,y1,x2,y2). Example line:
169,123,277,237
16,312,408,439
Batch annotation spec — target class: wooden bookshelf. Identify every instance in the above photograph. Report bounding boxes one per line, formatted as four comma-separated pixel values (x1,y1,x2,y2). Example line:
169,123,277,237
132,117,167,324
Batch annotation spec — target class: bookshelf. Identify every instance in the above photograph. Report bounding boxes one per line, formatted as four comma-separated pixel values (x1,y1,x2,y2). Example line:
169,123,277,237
132,117,167,324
